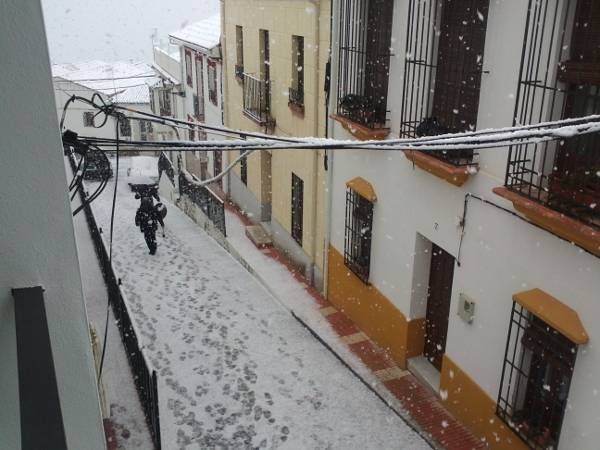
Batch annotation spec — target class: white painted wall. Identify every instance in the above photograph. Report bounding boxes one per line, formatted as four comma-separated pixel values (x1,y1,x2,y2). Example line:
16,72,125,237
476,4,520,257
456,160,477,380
0,1,105,448
328,1,600,448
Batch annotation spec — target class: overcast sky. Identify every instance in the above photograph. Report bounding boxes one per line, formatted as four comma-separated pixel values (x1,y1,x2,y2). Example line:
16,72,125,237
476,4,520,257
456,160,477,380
41,0,219,63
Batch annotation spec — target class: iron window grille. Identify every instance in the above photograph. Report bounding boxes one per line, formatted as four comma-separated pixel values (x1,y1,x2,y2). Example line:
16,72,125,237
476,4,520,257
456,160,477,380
497,302,577,450
505,0,600,229
399,0,490,166
289,35,304,108
185,50,193,87
83,111,95,127
195,55,205,121
208,59,218,106
236,25,244,80
291,173,304,245
243,73,273,125
336,0,393,129
119,117,131,137
140,121,153,141
159,89,172,117
344,187,373,283
240,154,248,185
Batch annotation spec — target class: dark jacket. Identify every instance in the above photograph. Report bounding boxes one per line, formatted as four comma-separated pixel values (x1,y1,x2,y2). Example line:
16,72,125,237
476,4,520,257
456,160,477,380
135,199,164,232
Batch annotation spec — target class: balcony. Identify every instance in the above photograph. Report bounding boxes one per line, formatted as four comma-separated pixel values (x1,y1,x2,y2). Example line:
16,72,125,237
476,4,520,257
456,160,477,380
334,0,393,140
288,87,304,114
242,73,274,127
496,136,600,256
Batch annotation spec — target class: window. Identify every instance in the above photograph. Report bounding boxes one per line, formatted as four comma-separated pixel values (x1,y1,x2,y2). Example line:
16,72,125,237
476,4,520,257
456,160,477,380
291,173,303,245
235,25,244,79
140,121,152,141
497,302,577,449
240,154,247,185
505,0,600,229
83,111,94,127
188,127,195,141
336,0,394,129
208,59,218,106
399,0,490,165
159,89,172,116
194,55,205,120
289,35,304,109
119,117,131,137
185,49,193,87
150,90,156,114
242,30,272,125
344,187,373,283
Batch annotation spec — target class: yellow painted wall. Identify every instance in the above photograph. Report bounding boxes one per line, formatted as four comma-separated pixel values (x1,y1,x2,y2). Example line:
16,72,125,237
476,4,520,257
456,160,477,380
327,246,425,368
222,0,329,270
440,356,528,450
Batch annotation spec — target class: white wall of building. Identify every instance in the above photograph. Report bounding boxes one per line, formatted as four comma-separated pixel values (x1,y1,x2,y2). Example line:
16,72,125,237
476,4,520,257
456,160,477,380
0,1,106,448
328,1,600,448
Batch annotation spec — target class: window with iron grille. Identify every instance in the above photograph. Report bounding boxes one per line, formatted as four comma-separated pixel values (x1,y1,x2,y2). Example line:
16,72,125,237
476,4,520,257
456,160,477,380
399,0,489,166
235,25,244,79
336,0,393,129
159,88,172,116
208,59,218,106
289,35,304,108
119,117,131,137
83,111,94,127
240,153,248,185
195,55,205,120
139,120,153,141
185,49,193,87
497,302,577,449
344,188,373,283
291,173,304,245
505,0,600,229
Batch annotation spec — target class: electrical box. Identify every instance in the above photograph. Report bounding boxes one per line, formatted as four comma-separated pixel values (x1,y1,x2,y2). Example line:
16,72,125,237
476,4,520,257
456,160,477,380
458,293,475,324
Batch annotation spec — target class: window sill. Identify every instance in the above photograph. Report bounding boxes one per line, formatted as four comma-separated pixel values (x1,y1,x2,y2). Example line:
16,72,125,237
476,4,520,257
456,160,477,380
404,150,473,187
330,114,390,141
493,186,600,257
288,101,304,116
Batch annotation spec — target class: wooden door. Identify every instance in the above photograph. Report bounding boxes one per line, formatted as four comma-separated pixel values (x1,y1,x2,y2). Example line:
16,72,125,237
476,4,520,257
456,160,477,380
424,243,455,370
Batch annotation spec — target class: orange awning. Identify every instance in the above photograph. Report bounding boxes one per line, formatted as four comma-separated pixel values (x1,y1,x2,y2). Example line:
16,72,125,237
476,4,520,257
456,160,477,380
346,177,377,202
513,289,589,345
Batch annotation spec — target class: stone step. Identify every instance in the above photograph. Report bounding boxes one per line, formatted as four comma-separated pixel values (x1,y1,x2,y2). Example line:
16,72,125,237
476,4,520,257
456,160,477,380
245,224,273,249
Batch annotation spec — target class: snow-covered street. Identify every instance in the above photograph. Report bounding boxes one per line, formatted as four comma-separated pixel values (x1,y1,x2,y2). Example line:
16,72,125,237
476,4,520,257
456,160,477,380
88,157,429,450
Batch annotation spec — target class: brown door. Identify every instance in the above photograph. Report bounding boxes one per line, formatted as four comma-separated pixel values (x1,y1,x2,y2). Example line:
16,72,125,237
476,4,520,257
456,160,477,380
424,243,455,370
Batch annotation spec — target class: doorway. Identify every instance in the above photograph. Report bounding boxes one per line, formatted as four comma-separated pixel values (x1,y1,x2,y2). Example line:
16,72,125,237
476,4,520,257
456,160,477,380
424,243,455,371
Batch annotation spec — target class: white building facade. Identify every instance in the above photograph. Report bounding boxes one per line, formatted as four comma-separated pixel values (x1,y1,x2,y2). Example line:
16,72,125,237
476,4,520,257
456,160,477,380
52,61,158,143
326,1,600,449
169,14,225,190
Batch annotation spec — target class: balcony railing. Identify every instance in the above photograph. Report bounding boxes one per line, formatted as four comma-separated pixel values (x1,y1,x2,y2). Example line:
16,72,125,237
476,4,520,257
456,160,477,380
506,138,600,229
288,87,304,110
242,73,272,125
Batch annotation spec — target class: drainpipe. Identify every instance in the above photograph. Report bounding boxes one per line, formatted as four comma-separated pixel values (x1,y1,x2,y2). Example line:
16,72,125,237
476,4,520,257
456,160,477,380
322,0,335,297
220,0,232,198
310,0,321,287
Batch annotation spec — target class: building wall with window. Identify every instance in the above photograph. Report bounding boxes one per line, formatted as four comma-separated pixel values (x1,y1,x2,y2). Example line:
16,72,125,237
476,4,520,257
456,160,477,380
327,0,600,448
222,0,330,288
170,15,225,189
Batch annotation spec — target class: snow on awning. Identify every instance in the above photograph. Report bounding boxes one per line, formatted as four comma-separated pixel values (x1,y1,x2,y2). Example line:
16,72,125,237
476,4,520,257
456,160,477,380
346,177,377,203
513,288,589,345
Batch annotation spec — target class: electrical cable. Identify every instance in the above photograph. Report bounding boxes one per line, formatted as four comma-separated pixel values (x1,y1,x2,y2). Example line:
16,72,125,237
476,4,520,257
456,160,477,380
97,115,121,382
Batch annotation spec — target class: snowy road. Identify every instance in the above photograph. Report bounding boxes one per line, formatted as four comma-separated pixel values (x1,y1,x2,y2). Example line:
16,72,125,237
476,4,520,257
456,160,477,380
89,157,429,450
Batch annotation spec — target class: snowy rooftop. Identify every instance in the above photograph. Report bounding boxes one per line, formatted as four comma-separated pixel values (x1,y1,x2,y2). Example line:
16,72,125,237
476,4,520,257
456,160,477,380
169,14,221,52
52,61,158,104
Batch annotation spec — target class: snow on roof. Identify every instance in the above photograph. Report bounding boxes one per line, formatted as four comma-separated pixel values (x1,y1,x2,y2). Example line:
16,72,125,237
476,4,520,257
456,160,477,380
52,61,158,104
169,14,221,52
